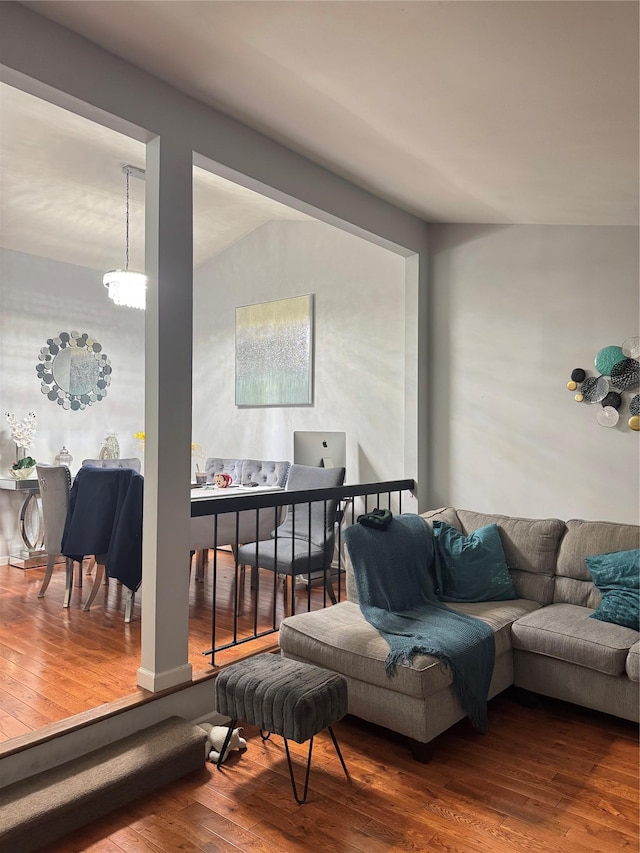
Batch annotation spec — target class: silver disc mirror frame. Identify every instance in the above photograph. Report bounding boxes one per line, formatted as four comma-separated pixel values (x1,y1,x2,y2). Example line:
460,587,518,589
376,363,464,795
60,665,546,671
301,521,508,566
36,331,112,410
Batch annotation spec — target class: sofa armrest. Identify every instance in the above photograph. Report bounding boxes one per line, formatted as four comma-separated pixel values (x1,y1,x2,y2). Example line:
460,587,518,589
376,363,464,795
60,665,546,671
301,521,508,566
626,640,640,682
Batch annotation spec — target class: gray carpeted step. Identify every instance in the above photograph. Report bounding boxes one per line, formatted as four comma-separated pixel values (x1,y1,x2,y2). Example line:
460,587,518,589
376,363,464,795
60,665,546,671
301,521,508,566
0,715,208,853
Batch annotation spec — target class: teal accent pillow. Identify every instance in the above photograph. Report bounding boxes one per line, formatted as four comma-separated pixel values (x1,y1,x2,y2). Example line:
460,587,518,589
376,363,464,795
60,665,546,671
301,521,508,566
432,520,517,602
586,548,640,630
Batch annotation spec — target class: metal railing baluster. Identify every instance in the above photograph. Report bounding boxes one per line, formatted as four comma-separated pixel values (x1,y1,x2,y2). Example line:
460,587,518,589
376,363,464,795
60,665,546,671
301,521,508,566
195,478,415,663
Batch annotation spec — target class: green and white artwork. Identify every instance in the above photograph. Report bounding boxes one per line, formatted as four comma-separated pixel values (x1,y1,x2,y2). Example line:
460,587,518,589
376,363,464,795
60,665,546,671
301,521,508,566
235,294,314,407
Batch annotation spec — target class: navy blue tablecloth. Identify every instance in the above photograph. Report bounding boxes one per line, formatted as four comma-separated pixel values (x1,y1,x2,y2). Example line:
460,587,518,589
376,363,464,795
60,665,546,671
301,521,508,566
62,466,143,592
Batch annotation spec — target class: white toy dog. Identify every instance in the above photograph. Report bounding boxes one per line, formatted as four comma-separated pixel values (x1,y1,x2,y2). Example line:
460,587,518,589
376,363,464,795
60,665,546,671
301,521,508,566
199,723,247,764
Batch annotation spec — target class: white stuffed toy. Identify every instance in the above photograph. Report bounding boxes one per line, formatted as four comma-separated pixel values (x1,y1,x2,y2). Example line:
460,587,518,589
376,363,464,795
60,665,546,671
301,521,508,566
200,723,247,764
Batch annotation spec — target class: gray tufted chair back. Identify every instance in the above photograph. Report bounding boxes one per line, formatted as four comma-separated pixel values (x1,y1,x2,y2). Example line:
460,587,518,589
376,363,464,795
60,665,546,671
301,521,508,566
242,459,290,487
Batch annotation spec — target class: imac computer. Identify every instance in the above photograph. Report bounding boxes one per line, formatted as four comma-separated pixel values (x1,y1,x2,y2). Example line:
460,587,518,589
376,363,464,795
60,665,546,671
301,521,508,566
293,431,346,475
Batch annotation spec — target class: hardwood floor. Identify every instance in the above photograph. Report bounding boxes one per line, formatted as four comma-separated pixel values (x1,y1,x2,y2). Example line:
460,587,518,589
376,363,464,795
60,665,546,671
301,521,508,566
36,694,639,853
0,552,329,744
0,558,638,852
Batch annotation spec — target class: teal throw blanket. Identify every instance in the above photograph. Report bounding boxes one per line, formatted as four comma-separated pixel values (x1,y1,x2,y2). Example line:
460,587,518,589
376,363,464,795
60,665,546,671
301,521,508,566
344,513,495,732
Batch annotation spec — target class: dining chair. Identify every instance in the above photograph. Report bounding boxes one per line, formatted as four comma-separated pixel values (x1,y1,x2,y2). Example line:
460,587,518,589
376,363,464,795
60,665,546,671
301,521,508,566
236,464,345,616
36,463,81,607
62,466,144,623
80,458,142,578
190,458,290,580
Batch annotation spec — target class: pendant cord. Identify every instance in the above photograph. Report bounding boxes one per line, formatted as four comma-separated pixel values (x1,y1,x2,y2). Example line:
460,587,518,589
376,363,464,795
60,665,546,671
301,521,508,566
125,168,130,272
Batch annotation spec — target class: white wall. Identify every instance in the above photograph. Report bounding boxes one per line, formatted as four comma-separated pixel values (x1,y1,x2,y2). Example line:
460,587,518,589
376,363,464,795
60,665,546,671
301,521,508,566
428,224,639,524
0,247,145,558
192,220,406,484
0,221,407,560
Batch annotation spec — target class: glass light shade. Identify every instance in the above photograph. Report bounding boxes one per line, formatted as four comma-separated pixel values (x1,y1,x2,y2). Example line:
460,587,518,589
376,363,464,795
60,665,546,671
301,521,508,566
103,269,147,310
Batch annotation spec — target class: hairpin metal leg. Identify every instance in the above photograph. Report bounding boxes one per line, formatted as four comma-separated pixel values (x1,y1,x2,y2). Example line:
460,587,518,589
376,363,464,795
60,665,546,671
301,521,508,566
216,719,237,770
327,726,349,778
284,736,314,805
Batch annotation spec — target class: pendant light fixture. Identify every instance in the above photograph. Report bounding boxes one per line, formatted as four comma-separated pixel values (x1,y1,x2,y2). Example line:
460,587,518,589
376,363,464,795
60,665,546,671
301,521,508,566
103,164,147,310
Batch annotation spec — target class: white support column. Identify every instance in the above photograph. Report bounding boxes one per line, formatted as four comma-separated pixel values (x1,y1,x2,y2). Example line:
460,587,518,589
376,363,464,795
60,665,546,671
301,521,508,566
137,135,194,692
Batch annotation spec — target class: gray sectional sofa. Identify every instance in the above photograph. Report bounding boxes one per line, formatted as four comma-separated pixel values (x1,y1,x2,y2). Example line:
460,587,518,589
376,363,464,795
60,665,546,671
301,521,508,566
278,507,639,757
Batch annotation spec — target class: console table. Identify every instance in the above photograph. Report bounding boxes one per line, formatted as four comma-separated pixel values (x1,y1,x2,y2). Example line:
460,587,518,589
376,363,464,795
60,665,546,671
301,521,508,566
0,476,45,568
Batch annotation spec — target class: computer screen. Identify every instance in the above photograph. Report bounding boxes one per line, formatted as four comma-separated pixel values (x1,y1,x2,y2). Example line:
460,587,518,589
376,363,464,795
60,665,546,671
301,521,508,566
293,431,347,474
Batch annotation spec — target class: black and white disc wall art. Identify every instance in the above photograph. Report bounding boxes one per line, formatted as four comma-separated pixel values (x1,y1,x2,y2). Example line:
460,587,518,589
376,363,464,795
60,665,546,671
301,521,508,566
566,338,640,431
622,337,640,359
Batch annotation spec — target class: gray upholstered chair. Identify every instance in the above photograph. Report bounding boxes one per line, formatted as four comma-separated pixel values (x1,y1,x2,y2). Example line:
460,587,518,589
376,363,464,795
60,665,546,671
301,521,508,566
236,464,345,615
241,459,290,487
202,457,289,487
36,463,80,607
81,457,142,472
203,457,244,485
191,457,290,580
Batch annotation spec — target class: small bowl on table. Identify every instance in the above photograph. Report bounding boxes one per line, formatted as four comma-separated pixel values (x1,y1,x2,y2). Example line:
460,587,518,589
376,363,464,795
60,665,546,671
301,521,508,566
9,466,35,480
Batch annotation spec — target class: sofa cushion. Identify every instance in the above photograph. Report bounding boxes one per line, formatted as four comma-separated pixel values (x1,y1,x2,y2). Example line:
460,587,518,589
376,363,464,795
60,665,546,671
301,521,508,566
626,641,640,682
421,506,462,530
457,510,565,578
586,548,640,630
423,508,565,606
511,603,638,676
279,598,541,700
554,519,640,607
432,521,517,602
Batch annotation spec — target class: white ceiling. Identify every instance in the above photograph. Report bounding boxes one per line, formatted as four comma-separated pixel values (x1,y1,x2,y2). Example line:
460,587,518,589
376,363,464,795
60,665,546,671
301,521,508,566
1,1,638,271
0,82,313,272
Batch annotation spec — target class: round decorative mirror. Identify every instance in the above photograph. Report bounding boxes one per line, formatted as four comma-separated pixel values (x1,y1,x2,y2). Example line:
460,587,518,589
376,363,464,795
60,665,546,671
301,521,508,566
36,331,112,410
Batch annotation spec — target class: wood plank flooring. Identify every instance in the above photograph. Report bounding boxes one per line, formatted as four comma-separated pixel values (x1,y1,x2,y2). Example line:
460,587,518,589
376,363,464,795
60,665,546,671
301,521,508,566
36,694,639,853
0,552,329,744
0,556,638,852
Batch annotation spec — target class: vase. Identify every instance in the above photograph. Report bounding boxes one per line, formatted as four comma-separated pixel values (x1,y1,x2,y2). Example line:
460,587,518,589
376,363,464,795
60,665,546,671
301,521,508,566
55,446,73,467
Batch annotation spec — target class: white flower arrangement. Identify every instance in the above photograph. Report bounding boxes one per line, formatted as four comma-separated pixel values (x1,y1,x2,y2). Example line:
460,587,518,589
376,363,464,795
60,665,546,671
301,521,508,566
5,411,37,476
6,411,37,452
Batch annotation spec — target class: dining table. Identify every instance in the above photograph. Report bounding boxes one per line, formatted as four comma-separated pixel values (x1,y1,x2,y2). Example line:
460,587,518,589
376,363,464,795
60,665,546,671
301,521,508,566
2,473,285,579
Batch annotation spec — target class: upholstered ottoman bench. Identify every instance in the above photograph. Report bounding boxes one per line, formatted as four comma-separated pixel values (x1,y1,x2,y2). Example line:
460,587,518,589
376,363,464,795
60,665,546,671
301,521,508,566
215,653,349,803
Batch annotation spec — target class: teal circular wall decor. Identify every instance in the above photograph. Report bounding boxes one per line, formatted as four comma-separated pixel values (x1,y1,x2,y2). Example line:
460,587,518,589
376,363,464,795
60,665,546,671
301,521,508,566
594,345,624,375
567,337,639,430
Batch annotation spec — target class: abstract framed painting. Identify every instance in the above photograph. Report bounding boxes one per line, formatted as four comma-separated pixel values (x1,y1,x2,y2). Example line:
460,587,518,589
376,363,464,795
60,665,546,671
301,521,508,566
235,294,314,407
